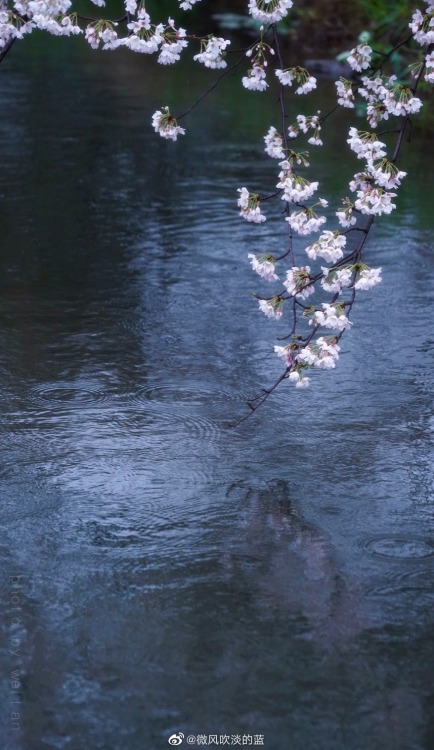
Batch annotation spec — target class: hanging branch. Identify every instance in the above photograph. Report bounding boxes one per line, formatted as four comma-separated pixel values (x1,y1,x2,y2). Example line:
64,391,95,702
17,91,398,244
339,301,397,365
0,0,432,424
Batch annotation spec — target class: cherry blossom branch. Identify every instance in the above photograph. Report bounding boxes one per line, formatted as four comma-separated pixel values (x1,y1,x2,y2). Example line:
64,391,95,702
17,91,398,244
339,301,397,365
1,0,433,423
234,6,432,419
231,367,290,427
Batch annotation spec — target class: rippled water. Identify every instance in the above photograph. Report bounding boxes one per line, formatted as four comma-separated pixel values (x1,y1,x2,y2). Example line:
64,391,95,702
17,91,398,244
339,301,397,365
0,37,434,750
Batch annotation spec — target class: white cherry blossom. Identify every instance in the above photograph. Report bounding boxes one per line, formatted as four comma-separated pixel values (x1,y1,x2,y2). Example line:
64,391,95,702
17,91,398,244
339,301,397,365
336,78,355,108
193,36,230,69
321,267,353,293
237,188,266,223
410,6,434,45
354,186,396,216
296,76,317,95
152,107,185,140
158,24,188,65
286,210,326,236
425,52,434,82
384,87,422,117
275,66,316,94
248,0,293,24
354,267,382,290
264,126,285,159
310,303,352,332
297,337,340,369
242,64,268,92
305,231,346,264
347,128,387,160
367,160,406,189
289,370,310,388
283,266,314,299
258,298,284,319
248,254,279,281
275,68,294,86
179,0,201,9
277,161,319,203
347,44,373,72
336,200,356,228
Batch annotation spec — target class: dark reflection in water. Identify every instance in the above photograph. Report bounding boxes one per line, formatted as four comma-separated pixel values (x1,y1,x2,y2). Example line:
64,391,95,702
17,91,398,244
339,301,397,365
0,36,433,750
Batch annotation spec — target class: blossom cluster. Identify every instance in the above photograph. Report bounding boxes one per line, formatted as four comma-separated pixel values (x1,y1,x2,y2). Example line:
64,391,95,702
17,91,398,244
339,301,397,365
275,66,317,95
305,231,346,264
248,0,293,24
193,35,230,69
283,266,314,299
242,36,275,92
286,207,327,236
152,107,185,141
357,74,423,127
237,188,266,223
241,3,430,394
410,2,434,45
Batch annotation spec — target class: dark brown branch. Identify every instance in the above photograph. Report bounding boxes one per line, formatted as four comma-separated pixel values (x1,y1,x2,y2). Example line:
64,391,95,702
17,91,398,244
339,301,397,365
230,368,290,427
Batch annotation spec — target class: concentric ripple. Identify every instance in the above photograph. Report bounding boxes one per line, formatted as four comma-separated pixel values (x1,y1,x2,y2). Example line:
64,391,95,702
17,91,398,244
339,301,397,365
360,535,434,559
365,568,434,602
30,384,108,405
111,408,222,443
126,383,245,432
135,383,245,407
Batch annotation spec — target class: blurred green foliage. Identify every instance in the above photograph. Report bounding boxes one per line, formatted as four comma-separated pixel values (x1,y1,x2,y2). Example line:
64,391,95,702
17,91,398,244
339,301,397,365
91,1,422,48
144,0,422,51
360,0,420,38
276,0,421,52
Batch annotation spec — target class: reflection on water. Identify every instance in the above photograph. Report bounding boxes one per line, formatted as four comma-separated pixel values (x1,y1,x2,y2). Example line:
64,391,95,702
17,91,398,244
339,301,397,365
0,36,433,750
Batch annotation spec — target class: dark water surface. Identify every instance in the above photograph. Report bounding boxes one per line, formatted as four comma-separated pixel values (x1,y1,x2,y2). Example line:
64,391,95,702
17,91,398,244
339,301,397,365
0,38,434,750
